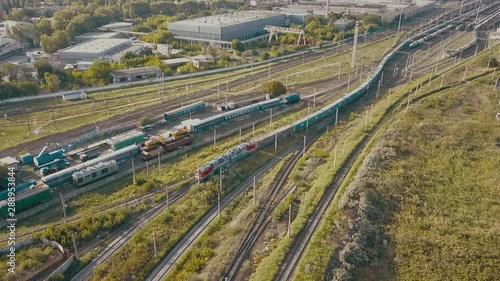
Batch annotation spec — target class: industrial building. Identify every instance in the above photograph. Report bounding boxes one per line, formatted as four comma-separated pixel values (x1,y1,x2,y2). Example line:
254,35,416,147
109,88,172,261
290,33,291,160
168,11,286,46
110,66,162,84
278,0,436,23
74,32,121,43
58,38,144,64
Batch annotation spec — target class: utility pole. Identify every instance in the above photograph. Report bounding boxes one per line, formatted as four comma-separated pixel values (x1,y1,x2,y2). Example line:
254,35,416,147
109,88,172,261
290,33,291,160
166,186,169,208
252,122,255,140
239,127,242,144
335,108,339,125
287,204,292,238
217,193,221,216
370,104,373,123
348,74,351,90
274,133,277,154
132,159,136,184
153,227,158,257
219,169,223,192
270,108,273,127
303,135,306,157
60,193,67,224
313,88,316,107
146,161,150,183
351,21,359,67
268,62,271,77
397,8,403,39
158,152,161,174
72,231,78,259
253,177,256,206
334,146,337,169
213,129,216,150
338,63,341,79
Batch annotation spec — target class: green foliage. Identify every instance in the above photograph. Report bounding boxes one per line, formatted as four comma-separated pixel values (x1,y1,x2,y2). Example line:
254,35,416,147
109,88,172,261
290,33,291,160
35,18,54,36
7,23,39,47
43,73,61,91
48,274,64,281
40,210,127,247
0,81,39,100
2,63,33,82
82,61,113,86
66,13,96,37
231,39,245,52
140,30,174,44
5,7,36,21
264,80,287,98
40,30,71,54
177,62,200,74
261,52,270,60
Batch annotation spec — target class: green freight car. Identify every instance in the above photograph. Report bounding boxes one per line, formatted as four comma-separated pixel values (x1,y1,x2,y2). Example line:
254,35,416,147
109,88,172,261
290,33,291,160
0,185,51,217
108,131,146,151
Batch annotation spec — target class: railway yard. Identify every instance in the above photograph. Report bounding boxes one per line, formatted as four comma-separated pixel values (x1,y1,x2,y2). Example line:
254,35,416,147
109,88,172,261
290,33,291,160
1,2,499,280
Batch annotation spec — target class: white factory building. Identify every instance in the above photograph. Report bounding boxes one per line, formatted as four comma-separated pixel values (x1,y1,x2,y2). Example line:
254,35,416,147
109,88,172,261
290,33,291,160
278,0,436,23
167,11,286,46
58,38,144,66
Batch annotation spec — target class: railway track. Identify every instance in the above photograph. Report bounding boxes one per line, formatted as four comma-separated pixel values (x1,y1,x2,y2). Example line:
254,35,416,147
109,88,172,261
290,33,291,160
2,24,432,159
223,128,324,279
272,21,493,281
145,144,301,281
71,184,190,281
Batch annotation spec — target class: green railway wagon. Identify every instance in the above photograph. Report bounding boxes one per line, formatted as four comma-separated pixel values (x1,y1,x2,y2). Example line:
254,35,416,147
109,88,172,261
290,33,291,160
0,186,51,217
108,131,146,151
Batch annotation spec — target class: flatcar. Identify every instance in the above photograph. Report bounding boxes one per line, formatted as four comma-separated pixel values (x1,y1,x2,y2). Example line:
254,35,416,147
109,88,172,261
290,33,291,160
72,160,119,187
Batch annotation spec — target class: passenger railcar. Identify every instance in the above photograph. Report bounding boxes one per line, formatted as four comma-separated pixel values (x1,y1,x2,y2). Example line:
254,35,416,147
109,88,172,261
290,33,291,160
72,161,119,187
259,98,282,110
163,101,206,122
42,145,140,189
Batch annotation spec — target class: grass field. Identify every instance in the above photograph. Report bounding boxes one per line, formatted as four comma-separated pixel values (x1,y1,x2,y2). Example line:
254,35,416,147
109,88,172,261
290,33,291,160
330,79,499,280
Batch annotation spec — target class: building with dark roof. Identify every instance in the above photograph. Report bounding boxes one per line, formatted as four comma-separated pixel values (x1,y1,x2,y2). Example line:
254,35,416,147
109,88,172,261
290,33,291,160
110,66,162,83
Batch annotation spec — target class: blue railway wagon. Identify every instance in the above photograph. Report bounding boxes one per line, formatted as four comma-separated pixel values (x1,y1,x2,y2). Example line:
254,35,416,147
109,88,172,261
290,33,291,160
259,98,282,110
163,101,206,122
282,94,301,104
191,115,225,132
42,145,140,188
224,103,261,120
0,180,37,201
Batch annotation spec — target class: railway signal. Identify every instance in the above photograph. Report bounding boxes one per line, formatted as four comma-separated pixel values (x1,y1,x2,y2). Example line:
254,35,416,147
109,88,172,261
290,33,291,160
60,193,67,224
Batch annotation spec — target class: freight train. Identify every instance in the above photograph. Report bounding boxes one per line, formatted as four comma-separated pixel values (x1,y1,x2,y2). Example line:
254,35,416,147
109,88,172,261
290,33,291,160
194,9,478,181
190,94,301,132
3,5,483,214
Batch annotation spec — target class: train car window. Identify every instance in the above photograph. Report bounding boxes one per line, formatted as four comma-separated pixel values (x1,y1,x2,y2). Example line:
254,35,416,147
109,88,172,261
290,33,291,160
92,172,97,178
78,178,83,183
103,168,108,174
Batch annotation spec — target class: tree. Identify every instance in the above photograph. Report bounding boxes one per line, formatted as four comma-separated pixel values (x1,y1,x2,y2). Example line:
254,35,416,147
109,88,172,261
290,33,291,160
66,14,95,37
5,8,35,21
2,63,33,82
82,61,112,86
261,52,270,60
140,30,174,44
264,81,286,98
177,62,199,74
35,18,53,36
33,59,53,79
231,39,245,52
40,30,71,54
8,23,39,47
44,73,60,91
52,7,83,31
150,1,177,16
205,45,218,65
